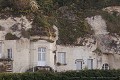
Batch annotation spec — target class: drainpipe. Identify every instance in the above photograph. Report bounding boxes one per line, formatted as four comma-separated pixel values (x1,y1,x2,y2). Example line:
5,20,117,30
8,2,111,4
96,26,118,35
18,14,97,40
53,44,57,72
33,65,34,72
53,50,57,72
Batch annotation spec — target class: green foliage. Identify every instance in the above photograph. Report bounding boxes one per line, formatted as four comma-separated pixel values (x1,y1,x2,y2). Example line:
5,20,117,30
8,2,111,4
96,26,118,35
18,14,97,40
21,29,30,38
9,0,31,11
0,0,120,45
52,0,120,10
5,33,19,40
36,0,54,15
0,0,11,10
102,11,120,35
57,18,92,45
53,0,73,7
0,0,120,13
0,70,120,80
28,14,56,37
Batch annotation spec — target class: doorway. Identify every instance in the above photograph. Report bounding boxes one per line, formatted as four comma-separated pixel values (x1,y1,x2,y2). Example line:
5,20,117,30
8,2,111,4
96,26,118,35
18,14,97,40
76,59,83,70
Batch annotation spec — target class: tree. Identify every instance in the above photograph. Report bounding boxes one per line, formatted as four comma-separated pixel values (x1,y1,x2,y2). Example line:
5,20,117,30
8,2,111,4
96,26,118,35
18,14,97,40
9,0,31,10
0,0,10,9
36,0,54,15
9,0,39,12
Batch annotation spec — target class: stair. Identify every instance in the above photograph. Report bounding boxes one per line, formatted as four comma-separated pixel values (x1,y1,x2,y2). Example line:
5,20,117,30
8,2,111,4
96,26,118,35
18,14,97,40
6,64,13,72
0,59,13,72
27,66,53,72
36,66,53,71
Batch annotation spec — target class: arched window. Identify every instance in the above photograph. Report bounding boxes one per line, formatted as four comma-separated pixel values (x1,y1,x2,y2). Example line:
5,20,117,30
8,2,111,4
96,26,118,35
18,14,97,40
102,63,109,70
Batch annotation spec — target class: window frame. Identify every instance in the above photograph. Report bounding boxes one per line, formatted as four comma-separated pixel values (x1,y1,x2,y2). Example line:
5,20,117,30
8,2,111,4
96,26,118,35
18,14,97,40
8,48,12,59
57,52,66,65
102,63,109,70
87,59,93,69
38,47,46,61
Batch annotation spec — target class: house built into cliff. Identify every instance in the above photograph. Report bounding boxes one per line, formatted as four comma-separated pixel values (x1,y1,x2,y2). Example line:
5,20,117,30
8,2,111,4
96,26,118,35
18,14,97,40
0,31,119,73
0,13,120,73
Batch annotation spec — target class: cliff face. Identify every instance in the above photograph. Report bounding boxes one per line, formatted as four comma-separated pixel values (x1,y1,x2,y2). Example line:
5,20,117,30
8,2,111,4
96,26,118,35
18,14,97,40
87,15,120,54
0,0,120,54
0,16,32,38
86,7,120,54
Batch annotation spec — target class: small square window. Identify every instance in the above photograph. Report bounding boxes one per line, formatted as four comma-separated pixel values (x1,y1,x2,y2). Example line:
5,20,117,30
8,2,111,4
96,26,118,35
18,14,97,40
102,63,109,70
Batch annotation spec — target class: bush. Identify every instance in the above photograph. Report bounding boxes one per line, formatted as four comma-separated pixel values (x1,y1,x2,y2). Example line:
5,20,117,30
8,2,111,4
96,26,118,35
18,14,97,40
102,11,120,35
0,70,120,80
5,33,19,40
9,0,31,10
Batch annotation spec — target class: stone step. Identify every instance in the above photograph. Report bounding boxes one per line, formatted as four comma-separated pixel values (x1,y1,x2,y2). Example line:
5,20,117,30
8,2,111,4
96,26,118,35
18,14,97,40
6,69,12,72
26,66,53,72
6,65,13,72
35,66,53,71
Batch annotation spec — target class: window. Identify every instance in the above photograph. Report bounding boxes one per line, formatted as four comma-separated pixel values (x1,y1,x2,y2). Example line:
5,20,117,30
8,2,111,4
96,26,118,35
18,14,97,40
58,52,66,64
8,49,12,59
87,59,93,69
102,63,109,70
38,47,46,61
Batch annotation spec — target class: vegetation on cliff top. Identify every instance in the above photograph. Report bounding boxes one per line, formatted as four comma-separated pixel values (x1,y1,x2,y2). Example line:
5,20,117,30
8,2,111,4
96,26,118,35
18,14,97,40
0,0,120,45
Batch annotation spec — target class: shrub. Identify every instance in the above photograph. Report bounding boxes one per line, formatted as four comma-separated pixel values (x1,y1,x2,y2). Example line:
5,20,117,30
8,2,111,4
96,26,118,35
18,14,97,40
9,0,31,10
5,33,19,40
0,70,120,80
102,11,120,35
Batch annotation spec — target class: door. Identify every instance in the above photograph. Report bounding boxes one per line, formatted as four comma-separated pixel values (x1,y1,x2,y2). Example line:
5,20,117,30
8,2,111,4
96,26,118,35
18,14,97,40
87,59,93,69
37,47,46,66
76,59,83,70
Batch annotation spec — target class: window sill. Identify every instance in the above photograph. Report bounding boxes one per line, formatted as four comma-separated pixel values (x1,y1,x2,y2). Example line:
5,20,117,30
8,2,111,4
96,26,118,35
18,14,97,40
56,62,67,66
